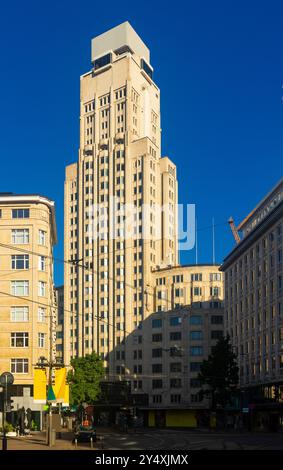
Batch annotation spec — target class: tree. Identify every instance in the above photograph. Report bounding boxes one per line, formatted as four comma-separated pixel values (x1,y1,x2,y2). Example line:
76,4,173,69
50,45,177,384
198,335,239,409
67,352,104,405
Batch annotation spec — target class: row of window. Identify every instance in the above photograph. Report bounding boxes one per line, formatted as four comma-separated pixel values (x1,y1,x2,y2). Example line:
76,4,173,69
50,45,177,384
156,286,221,298
10,332,46,348
10,229,47,245
10,306,46,322
152,330,223,342
156,273,222,285
152,394,201,404
150,347,203,357
152,315,223,328
10,255,46,271
11,281,47,297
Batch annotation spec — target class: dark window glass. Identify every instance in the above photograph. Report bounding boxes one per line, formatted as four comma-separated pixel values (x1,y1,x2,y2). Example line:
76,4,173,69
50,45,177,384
141,59,153,79
94,53,112,71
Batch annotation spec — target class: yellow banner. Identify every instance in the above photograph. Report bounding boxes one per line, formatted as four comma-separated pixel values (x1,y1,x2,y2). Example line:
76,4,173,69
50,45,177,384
63,383,70,407
54,368,69,405
34,368,47,403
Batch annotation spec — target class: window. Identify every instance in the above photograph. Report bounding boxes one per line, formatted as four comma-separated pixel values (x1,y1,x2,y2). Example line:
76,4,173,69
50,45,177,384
152,348,162,358
190,378,202,388
38,281,46,297
39,230,46,246
11,255,29,270
170,378,182,388
38,256,46,271
190,315,202,325
152,364,162,373
11,358,28,373
11,281,29,296
170,362,182,373
94,53,112,70
171,394,181,403
210,273,221,281
152,333,162,342
152,395,162,403
170,316,182,326
190,331,203,340
191,273,202,281
170,331,182,341
211,330,223,340
175,288,183,297
191,393,202,403
12,209,29,219
38,308,46,322
211,315,223,324
12,229,29,244
11,332,29,347
210,287,220,297
38,333,45,348
193,287,202,296
152,318,162,328
152,379,163,389
11,306,29,322
190,346,203,356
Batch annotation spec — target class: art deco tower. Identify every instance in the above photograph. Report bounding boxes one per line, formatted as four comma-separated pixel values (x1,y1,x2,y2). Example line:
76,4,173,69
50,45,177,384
64,22,178,375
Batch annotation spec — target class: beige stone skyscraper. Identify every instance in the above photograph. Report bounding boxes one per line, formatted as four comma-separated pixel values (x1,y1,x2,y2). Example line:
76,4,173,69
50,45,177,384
64,22,179,374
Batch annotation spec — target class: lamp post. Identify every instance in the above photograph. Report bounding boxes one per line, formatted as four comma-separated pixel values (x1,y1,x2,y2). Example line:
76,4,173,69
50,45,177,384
35,356,64,447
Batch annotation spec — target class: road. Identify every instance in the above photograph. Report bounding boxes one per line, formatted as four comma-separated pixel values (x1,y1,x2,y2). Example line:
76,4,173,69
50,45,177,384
101,428,283,450
3,428,283,450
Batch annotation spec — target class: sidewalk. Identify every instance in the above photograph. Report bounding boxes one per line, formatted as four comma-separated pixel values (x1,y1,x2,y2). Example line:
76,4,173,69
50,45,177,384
2,432,98,451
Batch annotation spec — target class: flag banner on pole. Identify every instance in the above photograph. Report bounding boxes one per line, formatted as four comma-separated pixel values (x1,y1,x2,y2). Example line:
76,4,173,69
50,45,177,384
34,368,47,403
54,367,66,402
63,383,70,407
54,367,69,405
47,384,56,401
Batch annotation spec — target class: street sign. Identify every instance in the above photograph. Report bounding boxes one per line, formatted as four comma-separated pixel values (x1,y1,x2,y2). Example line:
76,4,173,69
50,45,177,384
0,372,14,386
242,407,249,413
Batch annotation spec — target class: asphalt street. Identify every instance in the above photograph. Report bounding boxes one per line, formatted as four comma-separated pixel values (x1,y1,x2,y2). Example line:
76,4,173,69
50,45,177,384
3,429,283,450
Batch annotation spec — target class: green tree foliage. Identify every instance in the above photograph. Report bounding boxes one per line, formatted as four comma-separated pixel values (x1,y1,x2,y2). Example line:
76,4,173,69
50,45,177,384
67,352,104,405
198,335,239,409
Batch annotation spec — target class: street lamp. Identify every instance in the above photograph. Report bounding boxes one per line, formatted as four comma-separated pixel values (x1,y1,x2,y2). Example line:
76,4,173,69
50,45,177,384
35,356,65,448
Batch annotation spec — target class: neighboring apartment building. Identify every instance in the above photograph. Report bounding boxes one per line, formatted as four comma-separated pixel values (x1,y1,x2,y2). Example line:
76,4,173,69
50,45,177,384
121,265,224,427
55,285,64,363
0,193,57,424
64,22,178,375
221,178,283,428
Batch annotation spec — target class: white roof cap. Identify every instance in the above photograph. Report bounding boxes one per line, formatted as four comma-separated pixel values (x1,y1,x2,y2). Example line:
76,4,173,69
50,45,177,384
91,21,150,63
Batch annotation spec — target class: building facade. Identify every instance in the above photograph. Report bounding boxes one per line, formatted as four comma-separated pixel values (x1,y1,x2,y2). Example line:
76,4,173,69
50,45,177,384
221,178,283,430
55,285,64,363
64,22,178,374
0,193,57,422
126,265,224,426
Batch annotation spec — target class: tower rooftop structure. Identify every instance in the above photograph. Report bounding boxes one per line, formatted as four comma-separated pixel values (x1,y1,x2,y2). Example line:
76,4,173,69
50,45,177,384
91,21,150,64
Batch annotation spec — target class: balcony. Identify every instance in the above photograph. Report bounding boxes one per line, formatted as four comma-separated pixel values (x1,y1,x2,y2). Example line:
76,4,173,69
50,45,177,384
99,138,108,149
115,132,125,144
84,144,93,155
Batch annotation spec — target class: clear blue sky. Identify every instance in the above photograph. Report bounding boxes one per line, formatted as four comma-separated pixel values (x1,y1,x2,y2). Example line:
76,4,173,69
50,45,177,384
0,0,282,285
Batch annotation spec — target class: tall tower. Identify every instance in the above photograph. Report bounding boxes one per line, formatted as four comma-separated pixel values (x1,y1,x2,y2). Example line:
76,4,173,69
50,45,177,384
64,22,178,375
